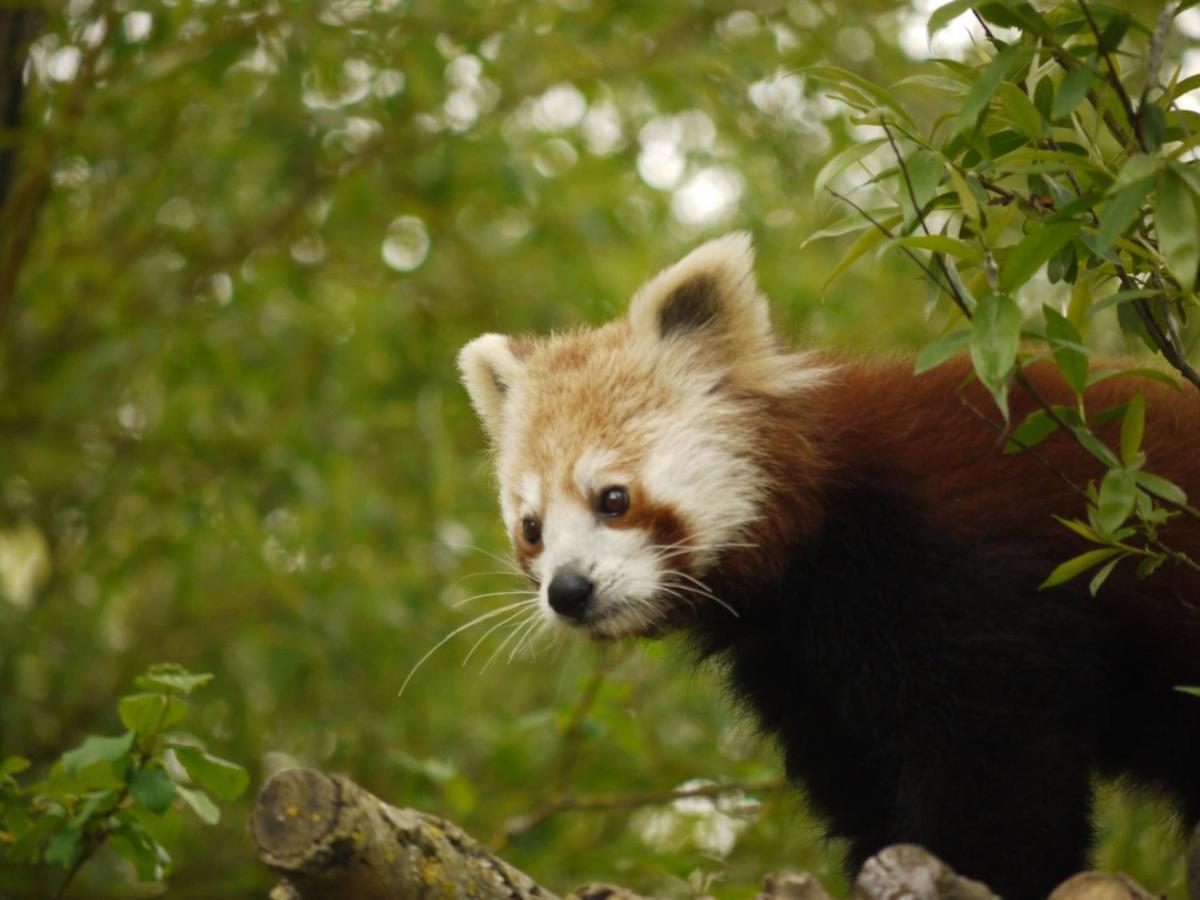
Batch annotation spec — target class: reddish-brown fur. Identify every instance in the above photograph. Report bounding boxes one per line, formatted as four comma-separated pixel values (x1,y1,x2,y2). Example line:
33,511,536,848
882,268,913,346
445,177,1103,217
728,355,1200,680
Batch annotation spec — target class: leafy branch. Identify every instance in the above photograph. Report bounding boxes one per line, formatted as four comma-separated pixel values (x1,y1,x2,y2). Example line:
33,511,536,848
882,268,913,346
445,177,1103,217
809,0,1199,595
0,664,249,896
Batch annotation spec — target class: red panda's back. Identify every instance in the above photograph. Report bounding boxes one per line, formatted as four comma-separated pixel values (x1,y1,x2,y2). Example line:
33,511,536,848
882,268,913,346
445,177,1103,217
817,355,1200,681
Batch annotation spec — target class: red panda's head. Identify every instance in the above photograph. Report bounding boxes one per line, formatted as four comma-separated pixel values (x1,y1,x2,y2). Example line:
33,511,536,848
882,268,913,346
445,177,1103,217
459,234,828,639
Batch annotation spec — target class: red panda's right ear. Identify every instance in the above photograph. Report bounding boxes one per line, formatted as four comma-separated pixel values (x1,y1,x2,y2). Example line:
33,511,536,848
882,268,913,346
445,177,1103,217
458,334,525,442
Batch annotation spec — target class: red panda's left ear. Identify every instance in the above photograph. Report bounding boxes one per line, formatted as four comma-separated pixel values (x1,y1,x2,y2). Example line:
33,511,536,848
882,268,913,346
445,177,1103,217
628,233,823,394
458,333,525,443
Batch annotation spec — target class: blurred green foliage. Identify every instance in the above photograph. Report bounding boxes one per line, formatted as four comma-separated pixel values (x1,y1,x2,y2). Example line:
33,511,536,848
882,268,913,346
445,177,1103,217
0,0,1196,896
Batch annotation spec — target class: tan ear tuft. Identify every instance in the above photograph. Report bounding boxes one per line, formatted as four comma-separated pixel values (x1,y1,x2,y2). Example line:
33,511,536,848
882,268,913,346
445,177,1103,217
458,334,525,441
628,232,763,344
627,233,830,394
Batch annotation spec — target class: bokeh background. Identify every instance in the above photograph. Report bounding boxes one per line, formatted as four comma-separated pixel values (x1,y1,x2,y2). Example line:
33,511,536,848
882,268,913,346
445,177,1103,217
1,0,1197,896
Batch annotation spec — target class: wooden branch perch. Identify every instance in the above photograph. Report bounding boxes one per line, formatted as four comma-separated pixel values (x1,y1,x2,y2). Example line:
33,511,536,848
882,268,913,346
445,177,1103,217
251,767,559,900
251,768,1193,900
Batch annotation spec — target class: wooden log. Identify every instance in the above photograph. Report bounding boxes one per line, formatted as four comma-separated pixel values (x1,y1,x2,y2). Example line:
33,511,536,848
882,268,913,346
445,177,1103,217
250,767,559,900
855,845,998,900
1047,872,1155,900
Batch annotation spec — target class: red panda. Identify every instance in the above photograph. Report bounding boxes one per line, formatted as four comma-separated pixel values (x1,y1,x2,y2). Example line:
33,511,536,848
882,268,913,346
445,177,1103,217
458,233,1200,899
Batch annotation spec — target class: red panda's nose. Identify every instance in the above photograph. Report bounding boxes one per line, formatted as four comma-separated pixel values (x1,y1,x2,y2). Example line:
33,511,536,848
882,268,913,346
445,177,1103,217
547,568,594,621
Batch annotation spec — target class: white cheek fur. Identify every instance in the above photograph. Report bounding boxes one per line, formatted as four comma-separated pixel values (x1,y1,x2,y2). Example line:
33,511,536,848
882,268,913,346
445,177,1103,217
533,497,666,636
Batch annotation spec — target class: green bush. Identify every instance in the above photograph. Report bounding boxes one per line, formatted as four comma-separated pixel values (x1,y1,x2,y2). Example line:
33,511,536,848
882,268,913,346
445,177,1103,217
1,664,248,896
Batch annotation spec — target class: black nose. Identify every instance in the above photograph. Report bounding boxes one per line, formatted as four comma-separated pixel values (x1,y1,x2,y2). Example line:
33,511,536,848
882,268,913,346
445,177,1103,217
547,569,594,620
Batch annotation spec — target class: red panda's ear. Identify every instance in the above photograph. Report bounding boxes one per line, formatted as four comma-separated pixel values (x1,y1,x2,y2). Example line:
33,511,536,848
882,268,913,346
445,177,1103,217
458,334,525,442
628,232,766,347
628,233,828,394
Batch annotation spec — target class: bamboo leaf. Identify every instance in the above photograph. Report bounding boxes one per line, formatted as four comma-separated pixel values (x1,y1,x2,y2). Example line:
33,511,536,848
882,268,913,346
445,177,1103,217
1096,178,1153,252
1004,408,1059,454
915,329,970,374
813,139,888,196
1132,471,1188,506
1155,167,1200,292
1119,393,1145,467
1041,547,1122,589
1097,469,1137,534
999,222,1080,293
997,82,1043,139
1052,66,1093,120
955,42,1029,136
970,293,1021,418
891,234,983,263
822,216,900,292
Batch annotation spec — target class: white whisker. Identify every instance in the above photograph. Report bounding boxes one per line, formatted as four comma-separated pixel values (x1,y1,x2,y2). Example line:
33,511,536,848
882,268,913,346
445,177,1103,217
462,603,538,666
398,599,540,698
436,541,522,574
452,588,538,608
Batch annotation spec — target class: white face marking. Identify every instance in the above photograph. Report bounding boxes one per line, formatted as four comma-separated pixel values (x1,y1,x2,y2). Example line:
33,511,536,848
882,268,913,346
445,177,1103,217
535,489,664,638
572,447,620,498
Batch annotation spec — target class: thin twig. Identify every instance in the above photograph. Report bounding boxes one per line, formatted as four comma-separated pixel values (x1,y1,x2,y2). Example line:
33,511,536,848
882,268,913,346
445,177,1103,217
1077,0,1147,152
498,779,788,845
825,187,970,318
881,122,971,315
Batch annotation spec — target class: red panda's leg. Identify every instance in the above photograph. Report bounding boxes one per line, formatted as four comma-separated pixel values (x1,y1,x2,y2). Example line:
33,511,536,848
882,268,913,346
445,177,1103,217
887,739,1094,900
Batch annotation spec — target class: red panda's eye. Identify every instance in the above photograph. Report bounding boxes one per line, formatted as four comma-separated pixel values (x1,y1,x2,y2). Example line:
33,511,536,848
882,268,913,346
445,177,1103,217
598,487,630,518
522,517,542,545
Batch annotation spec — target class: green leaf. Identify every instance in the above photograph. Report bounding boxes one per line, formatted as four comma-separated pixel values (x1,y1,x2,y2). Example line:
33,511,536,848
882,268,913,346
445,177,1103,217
110,817,163,880
1155,167,1200,292
799,209,891,249
999,222,1080,293
1004,408,1059,454
61,732,135,776
1097,469,1137,534
1088,555,1122,596
118,694,188,740
1096,177,1153,252
805,66,916,129
891,234,982,264
946,165,980,221
134,664,214,697
44,826,83,869
822,216,900,291
955,42,1030,137
1054,515,1102,543
130,765,176,815
1042,305,1089,394
176,785,219,825
1132,471,1188,506
1119,393,1145,466
928,0,974,34
1087,367,1181,390
915,329,970,374
1041,547,1122,589
969,293,1021,418
1112,154,1160,190
901,149,943,226
1052,66,1093,120
2,756,30,776
1083,288,1162,318
997,82,1043,139
70,788,119,828
1076,429,1121,468
173,746,249,802
813,139,887,196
